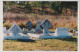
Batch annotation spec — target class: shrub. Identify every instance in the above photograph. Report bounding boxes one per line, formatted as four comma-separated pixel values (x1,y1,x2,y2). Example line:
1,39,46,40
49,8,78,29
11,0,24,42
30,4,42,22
3,21,12,29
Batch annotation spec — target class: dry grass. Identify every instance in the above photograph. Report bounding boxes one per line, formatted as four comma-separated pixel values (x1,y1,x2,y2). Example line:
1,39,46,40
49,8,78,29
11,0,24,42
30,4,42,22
3,12,77,30
3,36,77,51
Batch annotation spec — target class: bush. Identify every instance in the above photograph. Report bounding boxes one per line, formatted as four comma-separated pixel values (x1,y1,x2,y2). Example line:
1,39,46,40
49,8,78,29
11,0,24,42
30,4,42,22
3,21,12,29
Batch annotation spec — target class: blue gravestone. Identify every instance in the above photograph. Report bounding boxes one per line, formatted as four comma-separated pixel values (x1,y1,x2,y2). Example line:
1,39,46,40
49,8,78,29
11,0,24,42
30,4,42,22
8,23,22,36
26,21,33,31
35,20,42,33
41,19,52,35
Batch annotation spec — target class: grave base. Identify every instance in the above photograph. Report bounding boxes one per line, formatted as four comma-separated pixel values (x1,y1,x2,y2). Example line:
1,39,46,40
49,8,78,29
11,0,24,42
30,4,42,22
27,33,72,39
4,33,29,40
26,31,54,33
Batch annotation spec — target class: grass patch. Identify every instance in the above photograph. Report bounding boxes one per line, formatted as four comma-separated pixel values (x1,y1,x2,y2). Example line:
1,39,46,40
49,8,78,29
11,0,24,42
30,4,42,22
3,36,77,51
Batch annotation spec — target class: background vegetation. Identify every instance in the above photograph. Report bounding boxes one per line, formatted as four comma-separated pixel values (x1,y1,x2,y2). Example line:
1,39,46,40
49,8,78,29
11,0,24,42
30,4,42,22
3,1,77,14
3,1,78,30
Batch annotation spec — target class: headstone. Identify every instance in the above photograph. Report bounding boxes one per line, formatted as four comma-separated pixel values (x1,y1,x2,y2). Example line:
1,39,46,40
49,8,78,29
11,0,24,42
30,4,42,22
35,20,42,33
3,27,6,33
3,27,9,35
41,19,52,35
23,28,26,34
26,21,33,31
54,28,69,36
8,23,22,36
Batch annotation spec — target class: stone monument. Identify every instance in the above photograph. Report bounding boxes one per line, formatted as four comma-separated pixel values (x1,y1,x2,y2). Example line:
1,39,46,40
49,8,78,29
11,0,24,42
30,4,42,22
3,27,6,33
41,19,52,35
54,28,72,38
26,21,33,31
8,23,22,36
35,20,42,33
27,20,72,39
4,23,29,40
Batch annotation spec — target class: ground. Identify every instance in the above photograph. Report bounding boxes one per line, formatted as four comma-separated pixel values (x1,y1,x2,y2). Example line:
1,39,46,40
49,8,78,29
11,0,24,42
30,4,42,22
3,36,77,51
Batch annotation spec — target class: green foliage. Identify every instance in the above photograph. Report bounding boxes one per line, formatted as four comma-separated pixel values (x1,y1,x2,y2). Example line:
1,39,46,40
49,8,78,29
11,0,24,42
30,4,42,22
50,2,62,14
3,23,11,29
61,2,77,10
18,1,25,5
3,1,17,8
3,1,77,14
25,1,32,13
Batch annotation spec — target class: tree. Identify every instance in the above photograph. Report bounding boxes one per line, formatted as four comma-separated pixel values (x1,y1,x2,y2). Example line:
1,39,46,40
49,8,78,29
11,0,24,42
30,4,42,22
50,2,62,14
25,1,32,13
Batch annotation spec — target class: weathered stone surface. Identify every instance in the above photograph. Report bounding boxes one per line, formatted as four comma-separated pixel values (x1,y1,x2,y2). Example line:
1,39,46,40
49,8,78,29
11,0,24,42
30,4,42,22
8,23,22,36
3,27,6,33
41,19,52,35
22,28,27,34
35,20,42,33
4,24,29,40
26,21,33,31
54,28,72,38
55,28,68,36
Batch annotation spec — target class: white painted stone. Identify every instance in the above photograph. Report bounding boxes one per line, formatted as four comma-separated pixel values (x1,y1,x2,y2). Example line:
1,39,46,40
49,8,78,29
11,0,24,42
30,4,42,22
4,33,29,40
27,28,72,39
54,28,72,38
27,33,58,39
4,23,29,40
8,23,22,36
3,27,6,32
3,27,9,35
8,23,22,34
55,28,68,36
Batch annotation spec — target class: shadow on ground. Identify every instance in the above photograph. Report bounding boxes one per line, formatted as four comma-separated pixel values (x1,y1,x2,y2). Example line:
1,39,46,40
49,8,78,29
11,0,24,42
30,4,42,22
56,37,77,42
16,39,36,42
4,39,36,42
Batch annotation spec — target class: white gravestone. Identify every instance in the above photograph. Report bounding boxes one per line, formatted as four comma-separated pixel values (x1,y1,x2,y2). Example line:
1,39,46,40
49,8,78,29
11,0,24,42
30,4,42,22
8,23,22,36
4,23,29,40
41,19,52,35
54,28,72,38
3,27,9,35
35,20,42,33
3,27,6,33
23,28,26,34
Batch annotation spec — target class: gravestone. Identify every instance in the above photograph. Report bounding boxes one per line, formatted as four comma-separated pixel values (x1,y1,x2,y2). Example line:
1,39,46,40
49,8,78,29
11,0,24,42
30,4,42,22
4,23,29,40
3,27,9,34
8,23,22,36
41,19,52,35
54,28,72,38
55,28,68,36
3,27,6,33
35,20,42,33
23,28,26,34
26,21,33,31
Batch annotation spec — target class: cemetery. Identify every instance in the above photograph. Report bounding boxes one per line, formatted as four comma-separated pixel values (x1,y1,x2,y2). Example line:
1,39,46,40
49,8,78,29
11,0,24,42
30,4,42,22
3,21,77,51
3,19,72,40
3,1,77,51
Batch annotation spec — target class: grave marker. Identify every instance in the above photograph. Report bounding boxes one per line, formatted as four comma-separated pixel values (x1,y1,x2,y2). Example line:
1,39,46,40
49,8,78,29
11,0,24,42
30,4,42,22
55,28,68,36
8,23,22,36
35,20,42,33
23,28,26,34
26,21,33,31
3,27,6,33
41,19,52,35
